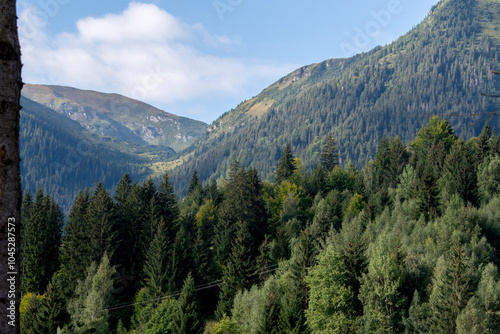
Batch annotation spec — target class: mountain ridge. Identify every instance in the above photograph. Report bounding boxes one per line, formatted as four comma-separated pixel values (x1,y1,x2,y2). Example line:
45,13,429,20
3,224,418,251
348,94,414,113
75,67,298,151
22,84,208,152
169,0,500,194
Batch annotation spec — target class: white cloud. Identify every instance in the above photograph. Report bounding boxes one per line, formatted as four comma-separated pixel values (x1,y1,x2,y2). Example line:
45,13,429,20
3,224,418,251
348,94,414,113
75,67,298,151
19,2,292,111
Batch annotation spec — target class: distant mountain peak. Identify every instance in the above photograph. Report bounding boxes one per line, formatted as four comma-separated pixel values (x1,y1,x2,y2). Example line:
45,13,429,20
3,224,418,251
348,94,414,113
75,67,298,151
22,84,207,152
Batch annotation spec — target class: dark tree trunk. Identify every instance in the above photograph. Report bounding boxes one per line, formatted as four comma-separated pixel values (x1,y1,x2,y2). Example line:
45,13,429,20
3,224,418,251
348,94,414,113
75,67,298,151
0,0,22,333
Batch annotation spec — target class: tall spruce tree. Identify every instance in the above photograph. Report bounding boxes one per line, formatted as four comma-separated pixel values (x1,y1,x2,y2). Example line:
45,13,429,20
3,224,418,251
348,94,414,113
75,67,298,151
36,275,68,333
87,181,117,263
59,188,92,295
216,222,255,318
143,219,169,300
158,171,180,232
320,134,339,173
276,144,297,184
21,189,63,294
173,273,204,334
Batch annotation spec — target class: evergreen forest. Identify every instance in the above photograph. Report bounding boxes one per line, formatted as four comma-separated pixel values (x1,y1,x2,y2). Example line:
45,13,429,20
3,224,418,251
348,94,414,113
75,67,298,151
19,118,500,333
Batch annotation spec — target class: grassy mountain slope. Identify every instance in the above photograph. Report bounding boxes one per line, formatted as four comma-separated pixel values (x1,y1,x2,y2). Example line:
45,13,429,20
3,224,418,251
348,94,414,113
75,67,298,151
22,84,207,152
170,0,500,194
20,96,175,212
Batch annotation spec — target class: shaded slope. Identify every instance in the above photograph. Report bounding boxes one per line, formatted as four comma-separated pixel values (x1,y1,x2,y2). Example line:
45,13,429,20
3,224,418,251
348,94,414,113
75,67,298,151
20,96,175,212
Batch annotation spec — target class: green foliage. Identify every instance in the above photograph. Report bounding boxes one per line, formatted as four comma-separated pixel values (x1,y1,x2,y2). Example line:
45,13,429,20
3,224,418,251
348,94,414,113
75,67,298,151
143,219,169,301
456,263,500,333
306,246,356,333
216,223,256,318
320,134,338,172
145,274,204,334
145,298,178,334
477,155,500,204
68,253,116,334
360,232,405,333
428,245,474,334
21,189,64,294
276,144,297,184
212,314,239,334
20,293,46,334
37,275,69,334
345,193,365,218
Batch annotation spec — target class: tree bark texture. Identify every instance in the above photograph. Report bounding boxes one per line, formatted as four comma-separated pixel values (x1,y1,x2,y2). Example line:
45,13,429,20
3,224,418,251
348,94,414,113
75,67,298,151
0,0,22,333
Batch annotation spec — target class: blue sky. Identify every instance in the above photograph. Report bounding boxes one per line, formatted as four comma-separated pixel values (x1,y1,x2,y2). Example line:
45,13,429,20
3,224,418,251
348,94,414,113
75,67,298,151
18,0,438,123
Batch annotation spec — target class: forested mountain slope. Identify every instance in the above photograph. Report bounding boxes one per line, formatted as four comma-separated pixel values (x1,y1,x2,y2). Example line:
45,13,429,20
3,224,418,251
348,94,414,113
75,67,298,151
170,0,500,194
22,84,207,152
20,97,175,212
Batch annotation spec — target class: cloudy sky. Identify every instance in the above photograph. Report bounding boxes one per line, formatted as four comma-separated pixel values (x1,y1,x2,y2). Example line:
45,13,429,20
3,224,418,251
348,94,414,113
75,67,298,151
18,0,438,123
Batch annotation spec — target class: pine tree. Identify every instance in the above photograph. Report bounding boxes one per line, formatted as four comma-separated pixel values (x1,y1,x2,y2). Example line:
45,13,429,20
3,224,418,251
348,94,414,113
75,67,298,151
320,134,339,172
278,228,318,333
475,122,492,165
87,181,117,263
138,178,161,268
439,139,477,205
21,189,63,294
143,219,169,300
429,245,474,333
276,144,297,184
36,276,68,333
113,174,139,277
215,161,267,270
59,188,92,295
174,273,205,334
168,224,193,293
216,223,255,318
188,170,202,196
456,263,500,333
158,171,180,232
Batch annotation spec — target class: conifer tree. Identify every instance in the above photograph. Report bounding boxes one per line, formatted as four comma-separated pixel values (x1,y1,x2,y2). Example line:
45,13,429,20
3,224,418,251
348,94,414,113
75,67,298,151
36,276,67,333
158,171,180,231
21,189,63,294
475,123,492,164
188,170,202,196
276,144,297,184
439,139,477,205
320,134,339,172
174,273,205,334
278,228,318,333
456,263,500,333
429,245,474,334
59,188,92,295
87,181,117,263
216,222,255,318
168,224,193,293
143,219,169,300
138,178,161,268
